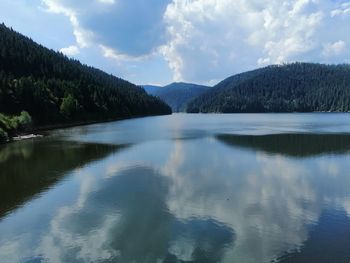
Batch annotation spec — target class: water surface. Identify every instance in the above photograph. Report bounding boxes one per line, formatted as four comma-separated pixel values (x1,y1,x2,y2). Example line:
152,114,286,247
1,113,350,262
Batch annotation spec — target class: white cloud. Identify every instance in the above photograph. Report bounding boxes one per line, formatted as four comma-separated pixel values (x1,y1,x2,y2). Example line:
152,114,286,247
60,45,80,56
331,2,350,17
41,0,94,48
97,0,115,4
99,45,153,62
161,0,350,83
322,40,346,57
40,0,171,84
39,0,350,84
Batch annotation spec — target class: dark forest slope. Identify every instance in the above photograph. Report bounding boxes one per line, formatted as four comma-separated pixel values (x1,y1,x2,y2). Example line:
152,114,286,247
0,23,171,141
187,63,350,113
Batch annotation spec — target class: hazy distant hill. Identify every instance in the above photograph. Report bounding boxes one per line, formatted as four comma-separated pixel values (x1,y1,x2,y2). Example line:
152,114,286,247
143,85,161,95
187,63,350,113
143,82,210,112
0,23,171,141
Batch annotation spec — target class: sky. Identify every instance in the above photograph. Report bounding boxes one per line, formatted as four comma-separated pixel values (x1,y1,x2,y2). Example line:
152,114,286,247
1,0,350,86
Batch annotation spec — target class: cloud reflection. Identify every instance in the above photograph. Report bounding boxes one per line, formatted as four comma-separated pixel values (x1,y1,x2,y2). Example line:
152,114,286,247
1,133,350,262
158,137,350,262
31,165,234,262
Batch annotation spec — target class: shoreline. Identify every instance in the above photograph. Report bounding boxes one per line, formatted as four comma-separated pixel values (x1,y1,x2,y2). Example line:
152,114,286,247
3,111,349,144
1,113,171,145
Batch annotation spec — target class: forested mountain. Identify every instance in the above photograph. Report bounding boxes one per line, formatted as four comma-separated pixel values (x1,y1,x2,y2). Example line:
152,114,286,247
0,23,171,141
143,85,161,94
143,82,210,112
187,63,350,113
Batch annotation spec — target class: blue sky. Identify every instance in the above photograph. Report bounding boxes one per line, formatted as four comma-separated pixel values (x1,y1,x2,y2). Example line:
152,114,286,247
1,0,350,86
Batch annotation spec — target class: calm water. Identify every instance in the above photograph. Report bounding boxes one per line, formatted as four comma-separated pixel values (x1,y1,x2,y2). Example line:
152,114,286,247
1,113,350,263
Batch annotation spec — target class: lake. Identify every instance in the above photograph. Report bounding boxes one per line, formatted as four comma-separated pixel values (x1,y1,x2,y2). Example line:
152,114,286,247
1,113,350,263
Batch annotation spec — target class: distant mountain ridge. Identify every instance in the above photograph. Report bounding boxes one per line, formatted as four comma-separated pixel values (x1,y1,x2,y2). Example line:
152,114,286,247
143,85,161,95
187,63,350,113
143,82,210,112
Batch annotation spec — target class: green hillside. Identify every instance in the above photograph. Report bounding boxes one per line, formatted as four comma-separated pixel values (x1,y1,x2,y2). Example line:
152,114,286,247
187,63,350,113
0,23,171,142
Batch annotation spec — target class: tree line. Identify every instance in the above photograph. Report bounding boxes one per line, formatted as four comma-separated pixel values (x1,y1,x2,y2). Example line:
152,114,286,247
187,63,350,113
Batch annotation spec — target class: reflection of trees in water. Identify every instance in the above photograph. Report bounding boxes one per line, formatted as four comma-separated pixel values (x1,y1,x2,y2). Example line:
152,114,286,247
0,139,119,218
45,167,234,263
0,140,34,163
217,133,350,157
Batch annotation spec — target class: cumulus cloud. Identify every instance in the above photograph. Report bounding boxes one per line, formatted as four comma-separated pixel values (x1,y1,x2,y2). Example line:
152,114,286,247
41,0,94,48
161,0,350,83
39,0,350,84
97,0,115,4
99,45,154,62
322,40,346,57
60,45,80,56
331,2,350,17
41,0,170,54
